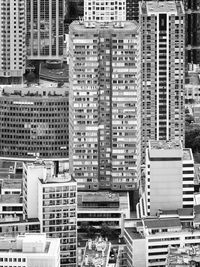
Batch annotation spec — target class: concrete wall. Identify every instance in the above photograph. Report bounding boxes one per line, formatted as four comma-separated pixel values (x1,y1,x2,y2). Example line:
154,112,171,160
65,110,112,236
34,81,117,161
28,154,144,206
150,159,183,215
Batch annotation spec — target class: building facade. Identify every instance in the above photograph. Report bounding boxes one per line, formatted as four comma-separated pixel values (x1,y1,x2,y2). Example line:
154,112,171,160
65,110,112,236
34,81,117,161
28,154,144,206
137,140,194,218
140,1,185,164
0,0,26,84
84,0,126,22
23,161,77,267
0,83,68,160
69,21,141,191
26,0,65,60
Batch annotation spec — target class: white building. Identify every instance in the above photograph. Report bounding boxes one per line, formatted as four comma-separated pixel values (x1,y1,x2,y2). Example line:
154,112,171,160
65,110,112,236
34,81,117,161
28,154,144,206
23,160,77,267
0,0,26,84
0,233,60,267
137,140,194,218
84,0,126,22
124,217,200,267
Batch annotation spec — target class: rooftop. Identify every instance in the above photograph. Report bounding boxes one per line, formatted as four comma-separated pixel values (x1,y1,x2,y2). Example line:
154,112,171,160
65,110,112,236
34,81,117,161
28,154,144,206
82,192,119,203
167,246,200,266
0,195,22,204
183,149,193,161
149,140,182,150
2,179,22,190
125,227,144,240
140,1,184,16
142,218,182,229
0,233,59,255
70,20,139,33
0,81,69,98
82,237,111,267
39,62,69,83
186,72,200,85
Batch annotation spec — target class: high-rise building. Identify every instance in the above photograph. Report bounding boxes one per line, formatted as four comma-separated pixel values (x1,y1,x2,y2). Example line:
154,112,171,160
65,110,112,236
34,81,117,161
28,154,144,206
69,21,141,191
0,233,60,267
184,0,200,64
26,0,65,60
84,0,126,22
137,140,194,217
126,0,139,21
23,161,77,267
0,0,26,84
140,1,185,164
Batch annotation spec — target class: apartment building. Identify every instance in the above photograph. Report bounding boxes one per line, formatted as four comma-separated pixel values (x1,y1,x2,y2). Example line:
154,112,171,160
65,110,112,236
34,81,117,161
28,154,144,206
140,1,185,164
0,233,60,267
69,21,141,191
26,0,65,60
137,140,194,217
23,161,77,267
124,217,200,267
0,83,69,161
84,0,126,22
0,0,26,84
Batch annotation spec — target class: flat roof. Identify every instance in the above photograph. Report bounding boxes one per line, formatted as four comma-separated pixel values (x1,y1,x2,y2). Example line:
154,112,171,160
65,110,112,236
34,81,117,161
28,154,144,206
0,81,69,98
0,195,22,204
40,62,69,82
183,149,193,160
143,218,182,229
140,1,184,16
70,20,139,33
125,227,144,240
149,140,182,150
82,192,119,203
2,179,22,189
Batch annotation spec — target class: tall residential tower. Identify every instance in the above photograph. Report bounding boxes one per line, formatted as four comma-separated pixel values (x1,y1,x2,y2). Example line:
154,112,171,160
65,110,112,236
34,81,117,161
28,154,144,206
69,21,141,191
0,0,26,84
140,1,185,163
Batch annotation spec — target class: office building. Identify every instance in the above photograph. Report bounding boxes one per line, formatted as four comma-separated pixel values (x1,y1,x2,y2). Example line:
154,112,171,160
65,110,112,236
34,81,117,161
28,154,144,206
0,0,26,84
84,0,126,22
23,161,77,267
0,233,60,267
77,191,130,229
26,0,65,60
124,217,200,267
137,140,194,217
140,1,185,164
0,82,69,161
69,21,141,191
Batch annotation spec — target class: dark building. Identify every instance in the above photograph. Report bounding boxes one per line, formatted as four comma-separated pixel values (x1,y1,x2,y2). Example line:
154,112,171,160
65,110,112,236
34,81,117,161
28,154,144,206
184,0,200,64
126,0,140,21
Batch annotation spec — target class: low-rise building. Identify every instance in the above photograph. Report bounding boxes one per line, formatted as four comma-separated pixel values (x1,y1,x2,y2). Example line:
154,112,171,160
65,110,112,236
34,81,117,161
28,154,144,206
0,233,60,267
124,217,200,267
77,191,130,230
